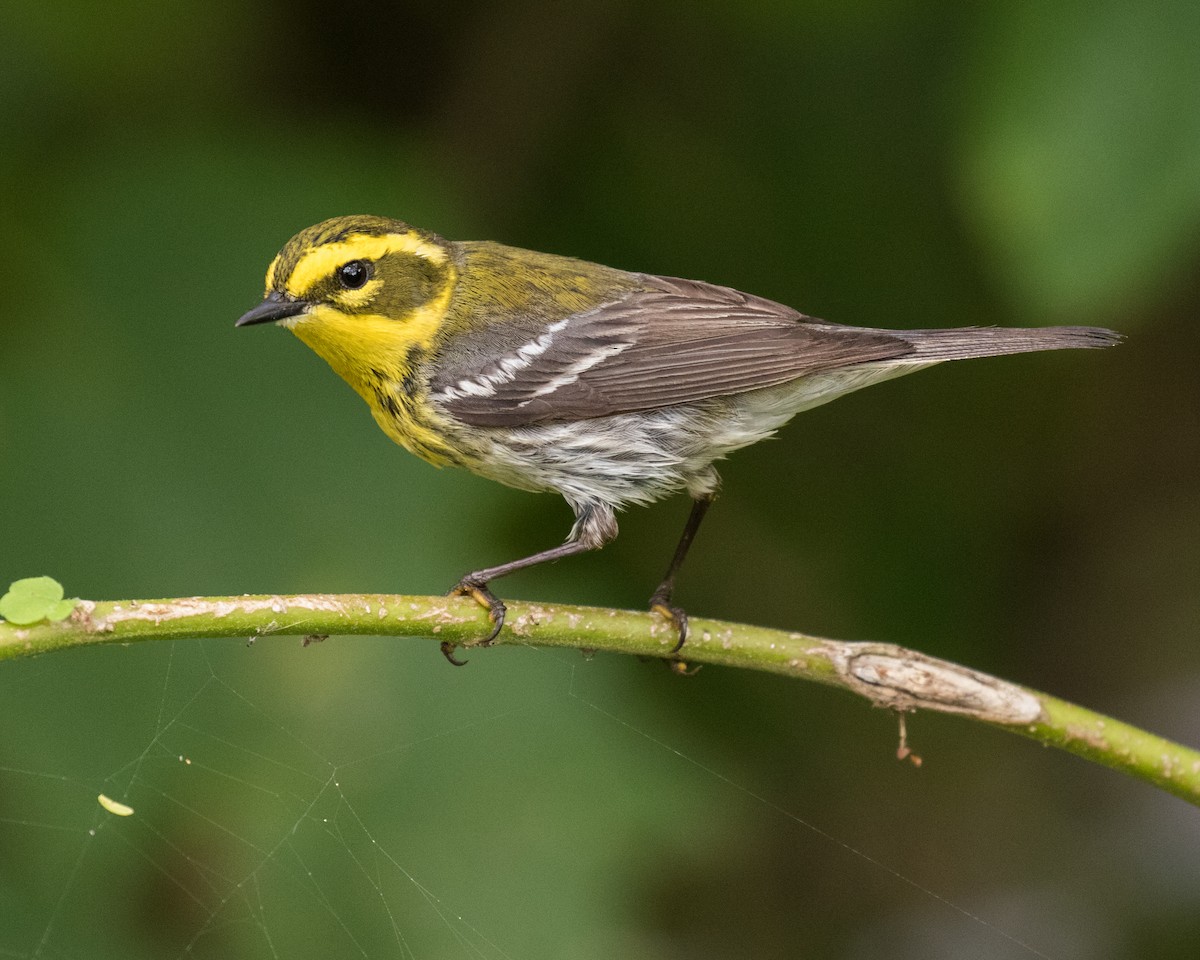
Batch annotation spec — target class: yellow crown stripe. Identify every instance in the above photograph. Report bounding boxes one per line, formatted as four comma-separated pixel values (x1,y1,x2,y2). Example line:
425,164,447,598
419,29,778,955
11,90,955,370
284,232,448,298
264,253,282,293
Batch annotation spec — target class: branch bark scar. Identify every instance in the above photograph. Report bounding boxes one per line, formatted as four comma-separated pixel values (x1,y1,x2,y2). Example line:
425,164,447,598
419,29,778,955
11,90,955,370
818,642,1043,724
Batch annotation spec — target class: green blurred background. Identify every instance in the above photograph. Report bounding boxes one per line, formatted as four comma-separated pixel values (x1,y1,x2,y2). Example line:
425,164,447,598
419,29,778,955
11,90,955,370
2,1,1198,957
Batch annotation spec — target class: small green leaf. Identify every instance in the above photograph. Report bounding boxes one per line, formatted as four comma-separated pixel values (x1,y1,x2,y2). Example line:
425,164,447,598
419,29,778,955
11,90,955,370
0,576,67,625
47,598,78,621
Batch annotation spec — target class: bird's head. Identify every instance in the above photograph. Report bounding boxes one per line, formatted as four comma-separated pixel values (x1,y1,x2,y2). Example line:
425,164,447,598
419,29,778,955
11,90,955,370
236,215,457,391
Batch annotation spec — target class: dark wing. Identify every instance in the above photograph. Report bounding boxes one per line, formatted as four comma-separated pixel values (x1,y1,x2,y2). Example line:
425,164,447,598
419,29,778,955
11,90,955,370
430,275,915,426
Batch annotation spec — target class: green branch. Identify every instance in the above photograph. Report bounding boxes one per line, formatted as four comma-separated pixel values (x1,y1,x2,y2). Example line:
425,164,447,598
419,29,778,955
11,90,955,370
2,593,1197,807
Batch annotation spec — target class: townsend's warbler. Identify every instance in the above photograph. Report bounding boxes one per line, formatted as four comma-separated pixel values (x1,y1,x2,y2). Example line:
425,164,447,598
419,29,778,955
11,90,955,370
237,215,1119,663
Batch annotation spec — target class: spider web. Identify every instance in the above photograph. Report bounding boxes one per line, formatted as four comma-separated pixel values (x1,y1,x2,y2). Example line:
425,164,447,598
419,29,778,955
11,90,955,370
0,631,1119,959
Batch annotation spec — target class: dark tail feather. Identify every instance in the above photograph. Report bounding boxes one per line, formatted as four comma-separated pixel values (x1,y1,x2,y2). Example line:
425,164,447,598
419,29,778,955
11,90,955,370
893,325,1121,362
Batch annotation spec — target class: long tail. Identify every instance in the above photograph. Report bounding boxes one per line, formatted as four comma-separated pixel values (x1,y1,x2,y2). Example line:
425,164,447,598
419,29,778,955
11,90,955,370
889,325,1121,362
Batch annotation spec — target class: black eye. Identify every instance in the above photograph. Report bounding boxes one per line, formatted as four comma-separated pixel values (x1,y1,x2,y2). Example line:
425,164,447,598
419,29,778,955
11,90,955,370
337,260,372,290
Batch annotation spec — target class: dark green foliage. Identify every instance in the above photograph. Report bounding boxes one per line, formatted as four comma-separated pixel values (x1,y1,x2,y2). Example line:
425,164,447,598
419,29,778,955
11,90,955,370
1,1,1197,957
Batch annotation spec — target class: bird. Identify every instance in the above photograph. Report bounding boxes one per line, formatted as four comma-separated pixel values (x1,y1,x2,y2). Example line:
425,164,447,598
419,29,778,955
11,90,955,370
236,215,1119,664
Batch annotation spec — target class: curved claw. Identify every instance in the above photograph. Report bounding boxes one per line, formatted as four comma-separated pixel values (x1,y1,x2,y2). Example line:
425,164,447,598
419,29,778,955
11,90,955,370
650,599,689,654
440,640,469,666
450,580,507,646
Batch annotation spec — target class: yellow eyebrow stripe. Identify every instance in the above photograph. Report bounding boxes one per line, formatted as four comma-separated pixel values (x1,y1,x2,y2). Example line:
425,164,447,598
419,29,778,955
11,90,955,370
284,232,448,298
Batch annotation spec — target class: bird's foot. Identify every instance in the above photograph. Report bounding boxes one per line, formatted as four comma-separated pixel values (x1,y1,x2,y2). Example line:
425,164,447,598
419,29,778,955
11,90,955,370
650,597,701,675
443,579,507,665
649,590,688,655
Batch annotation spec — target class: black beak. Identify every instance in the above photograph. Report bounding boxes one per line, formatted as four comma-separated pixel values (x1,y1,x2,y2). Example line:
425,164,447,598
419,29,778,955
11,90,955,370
236,293,309,327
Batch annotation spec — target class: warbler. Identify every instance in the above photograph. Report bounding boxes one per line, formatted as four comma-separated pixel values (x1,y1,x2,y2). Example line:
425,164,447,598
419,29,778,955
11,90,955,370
237,215,1118,663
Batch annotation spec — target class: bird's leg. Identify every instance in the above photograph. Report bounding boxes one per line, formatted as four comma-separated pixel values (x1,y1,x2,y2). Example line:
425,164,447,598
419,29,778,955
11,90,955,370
449,540,597,653
444,502,616,665
649,494,714,654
